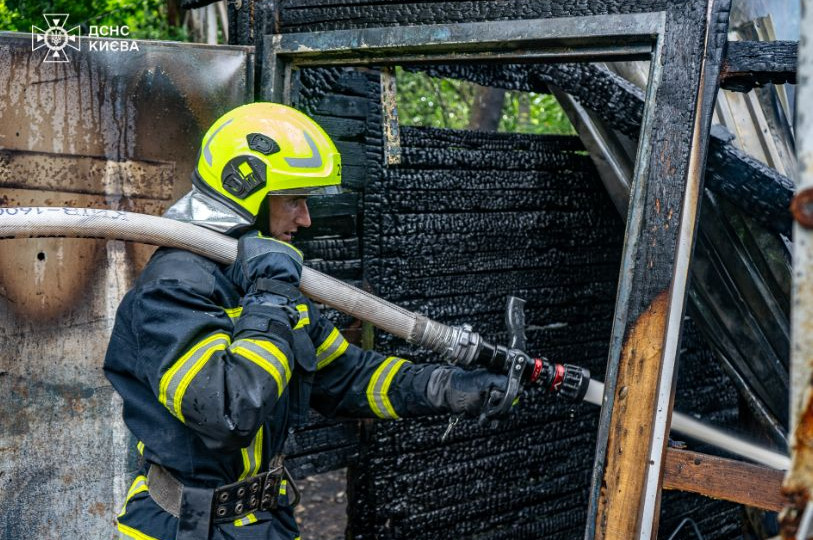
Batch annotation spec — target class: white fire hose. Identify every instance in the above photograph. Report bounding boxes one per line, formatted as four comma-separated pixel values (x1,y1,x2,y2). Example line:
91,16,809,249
0,207,790,470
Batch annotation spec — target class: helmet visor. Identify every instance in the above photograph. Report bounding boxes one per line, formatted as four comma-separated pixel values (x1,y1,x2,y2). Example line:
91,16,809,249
267,185,343,197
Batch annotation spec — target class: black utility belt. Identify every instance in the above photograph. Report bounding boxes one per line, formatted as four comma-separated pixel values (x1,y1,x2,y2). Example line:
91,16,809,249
146,456,300,525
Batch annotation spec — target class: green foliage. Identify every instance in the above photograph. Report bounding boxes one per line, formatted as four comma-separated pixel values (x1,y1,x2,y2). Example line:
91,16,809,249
1,0,101,31
499,92,575,135
396,68,476,130
0,0,188,41
396,67,575,135
95,0,189,41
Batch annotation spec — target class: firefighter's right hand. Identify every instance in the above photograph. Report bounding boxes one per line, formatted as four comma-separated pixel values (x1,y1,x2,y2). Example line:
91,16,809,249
229,230,304,293
426,366,512,419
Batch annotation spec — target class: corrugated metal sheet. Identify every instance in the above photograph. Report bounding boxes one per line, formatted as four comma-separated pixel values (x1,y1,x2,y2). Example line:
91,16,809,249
0,33,253,538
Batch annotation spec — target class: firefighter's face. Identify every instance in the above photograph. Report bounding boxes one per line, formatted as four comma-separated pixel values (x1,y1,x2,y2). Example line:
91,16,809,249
268,195,311,243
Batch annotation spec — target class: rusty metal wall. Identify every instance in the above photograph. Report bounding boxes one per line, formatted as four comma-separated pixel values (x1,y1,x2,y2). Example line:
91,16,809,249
0,33,253,539
783,2,813,535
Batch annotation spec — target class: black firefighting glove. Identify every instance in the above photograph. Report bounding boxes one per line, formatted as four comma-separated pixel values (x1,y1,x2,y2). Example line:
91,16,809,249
227,231,305,312
231,231,303,290
426,366,513,424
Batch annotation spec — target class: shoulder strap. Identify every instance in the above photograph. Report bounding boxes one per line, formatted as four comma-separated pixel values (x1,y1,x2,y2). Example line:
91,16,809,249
254,278,300,300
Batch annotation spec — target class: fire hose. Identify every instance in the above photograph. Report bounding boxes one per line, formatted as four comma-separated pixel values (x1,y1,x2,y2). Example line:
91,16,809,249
0,206,790,470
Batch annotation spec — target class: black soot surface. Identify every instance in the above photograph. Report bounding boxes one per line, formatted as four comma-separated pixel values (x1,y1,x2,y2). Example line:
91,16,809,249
349,125,743,539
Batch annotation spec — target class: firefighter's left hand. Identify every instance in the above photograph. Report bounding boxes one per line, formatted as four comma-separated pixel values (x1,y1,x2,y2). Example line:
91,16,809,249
228,230,304,293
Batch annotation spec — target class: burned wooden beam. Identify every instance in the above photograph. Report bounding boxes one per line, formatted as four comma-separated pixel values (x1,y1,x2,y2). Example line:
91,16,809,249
415,60,795,236
277,0,672,32
663,449,786,512
720,40,798,92
556,88,791,446
588,1,733,537
706,131,794,236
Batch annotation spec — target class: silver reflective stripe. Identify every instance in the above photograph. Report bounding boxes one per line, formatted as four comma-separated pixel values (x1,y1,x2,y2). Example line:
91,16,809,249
117,475,149,519
239,426,263,481
118,523,158,539
316,328,349,370
159,334,230,422
261,235,303,259
235,340,290,382
229,339,291,397
234,514,258,527
284,131,323,169
203,118,234,166
366,357,408,419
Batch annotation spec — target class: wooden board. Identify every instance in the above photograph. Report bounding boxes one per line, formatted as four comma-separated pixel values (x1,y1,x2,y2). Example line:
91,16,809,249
720,40,798,92
663,449,786,512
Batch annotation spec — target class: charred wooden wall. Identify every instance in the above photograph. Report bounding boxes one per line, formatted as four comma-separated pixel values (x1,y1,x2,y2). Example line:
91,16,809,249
355,125,621,538
283,67,382,477
226,1,757,537
352,122,742,539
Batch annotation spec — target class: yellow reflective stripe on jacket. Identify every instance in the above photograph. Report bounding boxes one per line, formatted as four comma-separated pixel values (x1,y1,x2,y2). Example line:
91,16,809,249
118,475,149,518
366,357,408,419
136,441,145,456
293,304,310,330
229,339,291,397
315,327,349,370
117,522,161,540
238,426,263,481
158,333,231,422
224,306,243,320
234,513,258,527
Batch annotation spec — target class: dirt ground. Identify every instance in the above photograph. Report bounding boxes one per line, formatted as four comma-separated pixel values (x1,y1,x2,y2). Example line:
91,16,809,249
293,468,349,539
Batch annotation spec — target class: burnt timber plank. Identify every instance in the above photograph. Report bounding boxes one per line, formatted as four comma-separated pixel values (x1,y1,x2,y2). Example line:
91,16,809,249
278,0,670,32
414,59,795,236
662,449,786,512
588,1,732,538
720,40,798,92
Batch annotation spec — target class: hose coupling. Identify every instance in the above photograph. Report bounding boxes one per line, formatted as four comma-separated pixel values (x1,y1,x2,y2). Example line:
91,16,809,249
558,364,591,402
445,323,482,366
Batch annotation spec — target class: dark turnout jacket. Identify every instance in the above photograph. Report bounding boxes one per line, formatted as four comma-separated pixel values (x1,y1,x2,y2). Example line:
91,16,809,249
104,247,441,539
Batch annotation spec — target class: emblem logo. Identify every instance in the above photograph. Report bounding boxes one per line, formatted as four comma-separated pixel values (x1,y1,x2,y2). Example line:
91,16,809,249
32,14,81,63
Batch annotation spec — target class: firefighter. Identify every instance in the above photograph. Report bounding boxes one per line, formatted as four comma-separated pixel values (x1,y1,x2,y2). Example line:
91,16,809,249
104,102,513,540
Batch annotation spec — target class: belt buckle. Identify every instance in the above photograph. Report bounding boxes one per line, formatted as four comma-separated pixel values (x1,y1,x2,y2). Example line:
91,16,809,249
260,462,285,511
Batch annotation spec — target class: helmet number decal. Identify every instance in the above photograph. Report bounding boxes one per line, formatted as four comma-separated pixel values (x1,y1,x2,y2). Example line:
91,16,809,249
221,156,266,199
284,131,323,169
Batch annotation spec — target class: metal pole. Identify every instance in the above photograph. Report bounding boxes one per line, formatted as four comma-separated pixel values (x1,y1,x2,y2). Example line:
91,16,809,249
783,2,813,535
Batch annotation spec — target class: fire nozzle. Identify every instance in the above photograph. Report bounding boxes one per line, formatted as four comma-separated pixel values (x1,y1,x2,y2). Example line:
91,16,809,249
449,296,592,421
